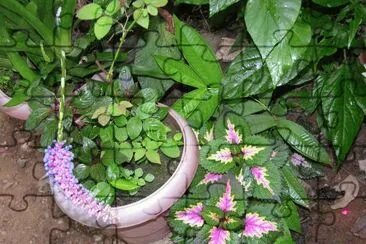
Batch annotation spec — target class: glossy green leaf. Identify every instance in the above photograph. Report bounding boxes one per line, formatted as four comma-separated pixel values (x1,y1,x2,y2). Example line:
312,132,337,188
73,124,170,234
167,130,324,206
144,173,155,182
134,9,149,29
143,118,168,141
127,117,143,140
91,182,112,200
106,163,120,180
115,115,127,127
244,114,277,134
321,66,364,162
135,168,143,178
150,0,168,7
94,16,113,40
272,200,301,233
99,126,114,143
134,148,146,161
209,0,240,16
172,89,207,119
4,88,29,107
174,16,223,85
109,178,140,191
265,19,312,86
25,107,51,130
161,142,181,158
98,114,111,126
90,164,106,181
154,55,206,88
118,142,134,163
40,119,58,147
114,126,128,142
77,3,103,20
282,166,309,208
245,0,301,59
277,119,330,164
221,47,273,100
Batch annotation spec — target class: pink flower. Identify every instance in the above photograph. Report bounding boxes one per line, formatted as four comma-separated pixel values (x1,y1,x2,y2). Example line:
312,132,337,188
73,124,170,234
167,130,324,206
243,213,277,238
44,142,114,223
175,203,204,227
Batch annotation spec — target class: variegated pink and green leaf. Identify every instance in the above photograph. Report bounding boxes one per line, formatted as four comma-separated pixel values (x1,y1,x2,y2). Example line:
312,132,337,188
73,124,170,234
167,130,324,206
216,180,237,213
214,112,250,141
241,135,272,166
195,225,241,244
201,206,223,226
175,202,204,228
225,119,242,145
243,212,278,238
200,140,236,173
251,164,282,200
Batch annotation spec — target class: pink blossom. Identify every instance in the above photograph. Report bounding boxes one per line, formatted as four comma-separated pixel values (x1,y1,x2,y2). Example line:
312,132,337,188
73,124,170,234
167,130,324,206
44,142,114,223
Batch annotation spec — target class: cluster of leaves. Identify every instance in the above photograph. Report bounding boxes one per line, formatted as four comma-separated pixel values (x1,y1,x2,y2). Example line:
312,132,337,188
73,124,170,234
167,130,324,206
169,114,327,243
68,74,183,202
165,0,365,166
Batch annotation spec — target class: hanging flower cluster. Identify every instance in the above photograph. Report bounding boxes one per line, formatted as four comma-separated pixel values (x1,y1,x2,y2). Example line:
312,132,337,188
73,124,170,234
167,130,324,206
44,141,114,223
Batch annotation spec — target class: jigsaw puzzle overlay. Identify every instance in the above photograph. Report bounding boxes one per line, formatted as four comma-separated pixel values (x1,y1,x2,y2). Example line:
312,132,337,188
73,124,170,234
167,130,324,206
0,0,366,243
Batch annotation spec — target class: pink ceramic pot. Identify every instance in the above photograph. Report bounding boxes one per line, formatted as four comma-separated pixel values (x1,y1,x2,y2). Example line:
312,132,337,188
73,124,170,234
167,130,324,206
0,89,31,120
53,106,199,243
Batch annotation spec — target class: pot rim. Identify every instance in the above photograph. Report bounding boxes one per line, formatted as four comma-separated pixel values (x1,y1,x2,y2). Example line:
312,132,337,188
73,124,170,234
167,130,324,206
0,88,31,120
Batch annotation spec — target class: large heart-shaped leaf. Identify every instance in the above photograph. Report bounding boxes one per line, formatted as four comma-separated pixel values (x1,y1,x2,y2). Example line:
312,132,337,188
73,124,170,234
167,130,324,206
245,0,301,59
321,65,364,162
174,16,223,85
277,119,330,165
221,47,273,100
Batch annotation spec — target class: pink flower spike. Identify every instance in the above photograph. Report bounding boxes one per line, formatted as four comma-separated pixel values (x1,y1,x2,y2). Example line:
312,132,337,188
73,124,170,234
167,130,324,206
216,180,236,213
250,167,273,194
199,173,223,185
243,213,277,238
175,203,204,227
208,148,233,164
226,120,242,144
209,227,230,244
241,145,265,160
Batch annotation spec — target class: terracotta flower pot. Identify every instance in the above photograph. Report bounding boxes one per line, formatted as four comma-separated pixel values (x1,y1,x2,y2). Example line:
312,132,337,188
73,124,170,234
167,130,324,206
0,89,31,120
53,106,199,243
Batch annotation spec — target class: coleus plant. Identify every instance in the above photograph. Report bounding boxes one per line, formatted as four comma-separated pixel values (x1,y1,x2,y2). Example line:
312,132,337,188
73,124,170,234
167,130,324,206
169,113,326,243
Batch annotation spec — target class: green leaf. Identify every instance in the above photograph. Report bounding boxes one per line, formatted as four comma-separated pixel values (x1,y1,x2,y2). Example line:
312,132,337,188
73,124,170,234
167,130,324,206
244,114,277,134
150,0,168,7
161,142,181,158
312,0,349,7
126,117,142,140
114,126,128,142
90,164,106,181
146,149,161,164
347,8,362,49
91,182,112,199
73,164,90,180
175,0,208,5
277,119,330,165
118,142,134,163
105,0,120,16
174,16,223,85
245,0,301,59
144,173,155,182
147,5,158,16
77,3,103,20
134,168,143,178
134,148,146,161
4,88,29,107
99,126,114,143
92,106,107,119
209,0,240,17
94,16,113,40
115,115,127,127
40,119,58,147
134,18,181,96
174,133,183,141
134,9,150,29
272,200,301,233
282,166,309,208
106,163,120,180
98,114,111,126
265,19,312,86
25,107,51,130
143,137,162,150
154,55,207,88
221,47,273,100
140,102,158,114
321,66,364,162
109,178,140,191
143,118,168,141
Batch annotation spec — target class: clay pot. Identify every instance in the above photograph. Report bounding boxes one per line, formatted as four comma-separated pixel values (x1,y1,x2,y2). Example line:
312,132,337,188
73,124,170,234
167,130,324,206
0,89,31,120
53,106,199,243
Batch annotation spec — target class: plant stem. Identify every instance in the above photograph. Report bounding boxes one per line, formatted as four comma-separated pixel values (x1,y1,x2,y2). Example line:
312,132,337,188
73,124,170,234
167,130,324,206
57,51,67,142
106,20,136,82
